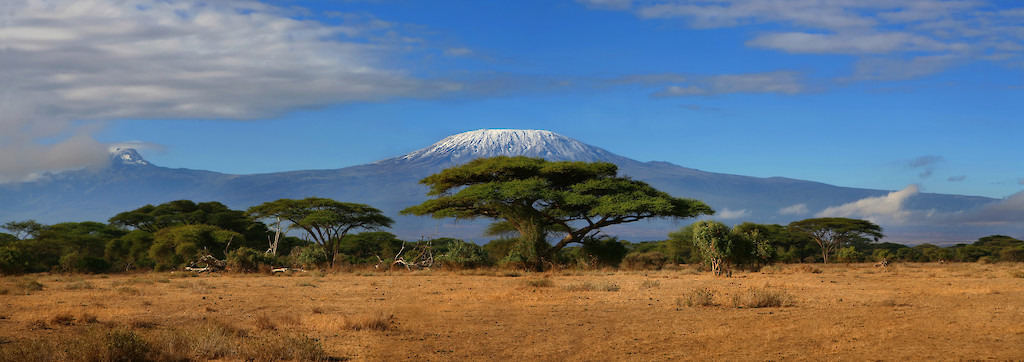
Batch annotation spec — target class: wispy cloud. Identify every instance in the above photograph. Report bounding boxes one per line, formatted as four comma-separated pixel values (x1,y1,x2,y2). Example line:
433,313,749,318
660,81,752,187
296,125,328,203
779,203,809,215
904,155,944,178
948,175,967,182
1,0,457,182
653,71,808,96
579,0,1024,81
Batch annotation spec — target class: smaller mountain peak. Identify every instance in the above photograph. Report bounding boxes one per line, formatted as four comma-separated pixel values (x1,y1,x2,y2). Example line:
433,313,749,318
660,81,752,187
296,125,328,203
109,147,151,166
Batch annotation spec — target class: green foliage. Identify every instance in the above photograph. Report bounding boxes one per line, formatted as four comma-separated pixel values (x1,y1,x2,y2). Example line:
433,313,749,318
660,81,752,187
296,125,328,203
402,156,713,269
58,252,111,273
0,246,31,275
482,238,518,264
104,230,155,271
110,200,270,251
1,220,44,239
291,246,329,268
663,224,700,264
620,251,668,270
836,246,864,263
788,218,884,264
692,220,734,276
226,247,277,273
434,239,489,269
337,231,404,264
0,232,17,245
150,224,242,270
248,197,393,266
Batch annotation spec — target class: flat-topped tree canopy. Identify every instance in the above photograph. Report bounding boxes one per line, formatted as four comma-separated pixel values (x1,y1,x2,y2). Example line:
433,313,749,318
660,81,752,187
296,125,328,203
402,156,714,267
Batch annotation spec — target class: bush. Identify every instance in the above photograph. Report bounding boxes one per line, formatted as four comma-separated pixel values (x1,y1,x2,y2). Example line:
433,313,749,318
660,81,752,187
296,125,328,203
0,246,31,275
680,287,717,307
621,251,667,270
226,247,277,273
435,240,489,269
59,252,110,274
105,329,151,362
731,286,793,308
292,246,329,269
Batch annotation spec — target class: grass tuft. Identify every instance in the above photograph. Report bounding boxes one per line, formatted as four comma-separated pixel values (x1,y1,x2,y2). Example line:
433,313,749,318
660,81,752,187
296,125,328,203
344,312,396,332
679,287,718,307
563,281,620,292
522,278,555,288
731,286,794,308
639,279,661,289
50,312,76,326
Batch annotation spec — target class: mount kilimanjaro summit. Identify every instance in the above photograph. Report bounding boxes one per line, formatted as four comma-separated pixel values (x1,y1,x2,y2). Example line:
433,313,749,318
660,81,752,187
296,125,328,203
0,129,1001,242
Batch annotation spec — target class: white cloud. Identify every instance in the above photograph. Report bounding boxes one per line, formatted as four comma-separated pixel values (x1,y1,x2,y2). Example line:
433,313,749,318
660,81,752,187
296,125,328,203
747,31,960,54
779,203,809,215
445,47,474,57
589,0,1024,80
818,184,919,223
717,208,751,219
654,71,807,96
1,0,455,182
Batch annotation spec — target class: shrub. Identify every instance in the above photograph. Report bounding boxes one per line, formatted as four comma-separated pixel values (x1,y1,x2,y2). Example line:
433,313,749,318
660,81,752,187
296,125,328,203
226,247,277,273
344,312,396,331
731,286,793,308
621,251,667,270
680,288,717,307
15,279,44,293
59,252,110,274
522,278,555,288
50,312,76,326
435,240,489,269
105,329,151,362
292,246,329,269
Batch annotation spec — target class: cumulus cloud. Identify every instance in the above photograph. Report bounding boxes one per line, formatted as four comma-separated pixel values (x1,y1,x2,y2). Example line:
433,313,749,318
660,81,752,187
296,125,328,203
779,203,809,215
717,208,751,219
818,185,919,223
1,0,455,182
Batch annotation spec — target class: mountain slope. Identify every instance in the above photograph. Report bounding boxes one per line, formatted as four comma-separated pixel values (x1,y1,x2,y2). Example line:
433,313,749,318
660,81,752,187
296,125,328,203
0,129,1002,242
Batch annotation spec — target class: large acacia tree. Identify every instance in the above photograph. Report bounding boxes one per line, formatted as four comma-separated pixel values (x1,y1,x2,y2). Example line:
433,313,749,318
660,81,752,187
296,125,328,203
401,156,714,268
247,198,393,266
788,217,884,264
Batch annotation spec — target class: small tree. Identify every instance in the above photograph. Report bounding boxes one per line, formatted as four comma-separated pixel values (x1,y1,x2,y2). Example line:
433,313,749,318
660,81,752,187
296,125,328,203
691,220,734,276
788,218,884,264
248,198,393,267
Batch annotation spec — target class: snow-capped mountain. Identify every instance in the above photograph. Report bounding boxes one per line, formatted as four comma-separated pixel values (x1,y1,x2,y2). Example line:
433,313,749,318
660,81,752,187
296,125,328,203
0,129,1008,242
109,147,151,167
391,129,625,165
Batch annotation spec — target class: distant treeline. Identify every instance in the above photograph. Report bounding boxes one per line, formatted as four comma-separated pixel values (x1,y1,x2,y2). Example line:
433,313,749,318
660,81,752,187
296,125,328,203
1,199,1022,275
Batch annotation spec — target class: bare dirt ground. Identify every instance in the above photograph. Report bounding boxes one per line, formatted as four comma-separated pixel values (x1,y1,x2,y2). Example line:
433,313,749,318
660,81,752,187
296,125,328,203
2,263,1023,361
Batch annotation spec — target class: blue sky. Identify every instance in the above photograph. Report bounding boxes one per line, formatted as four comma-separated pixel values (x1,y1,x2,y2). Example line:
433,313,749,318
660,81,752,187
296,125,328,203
4,0,1023,199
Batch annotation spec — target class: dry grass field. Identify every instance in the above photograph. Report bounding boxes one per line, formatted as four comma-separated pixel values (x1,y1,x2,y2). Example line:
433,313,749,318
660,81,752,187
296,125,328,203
2,263,1023,361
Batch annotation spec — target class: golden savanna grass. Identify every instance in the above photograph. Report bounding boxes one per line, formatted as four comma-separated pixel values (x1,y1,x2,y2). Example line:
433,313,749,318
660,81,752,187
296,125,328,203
1,263,1023,360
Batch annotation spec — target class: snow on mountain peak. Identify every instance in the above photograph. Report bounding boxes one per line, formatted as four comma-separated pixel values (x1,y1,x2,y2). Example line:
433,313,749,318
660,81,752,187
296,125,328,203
396,129,621,164
109,147,150,166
